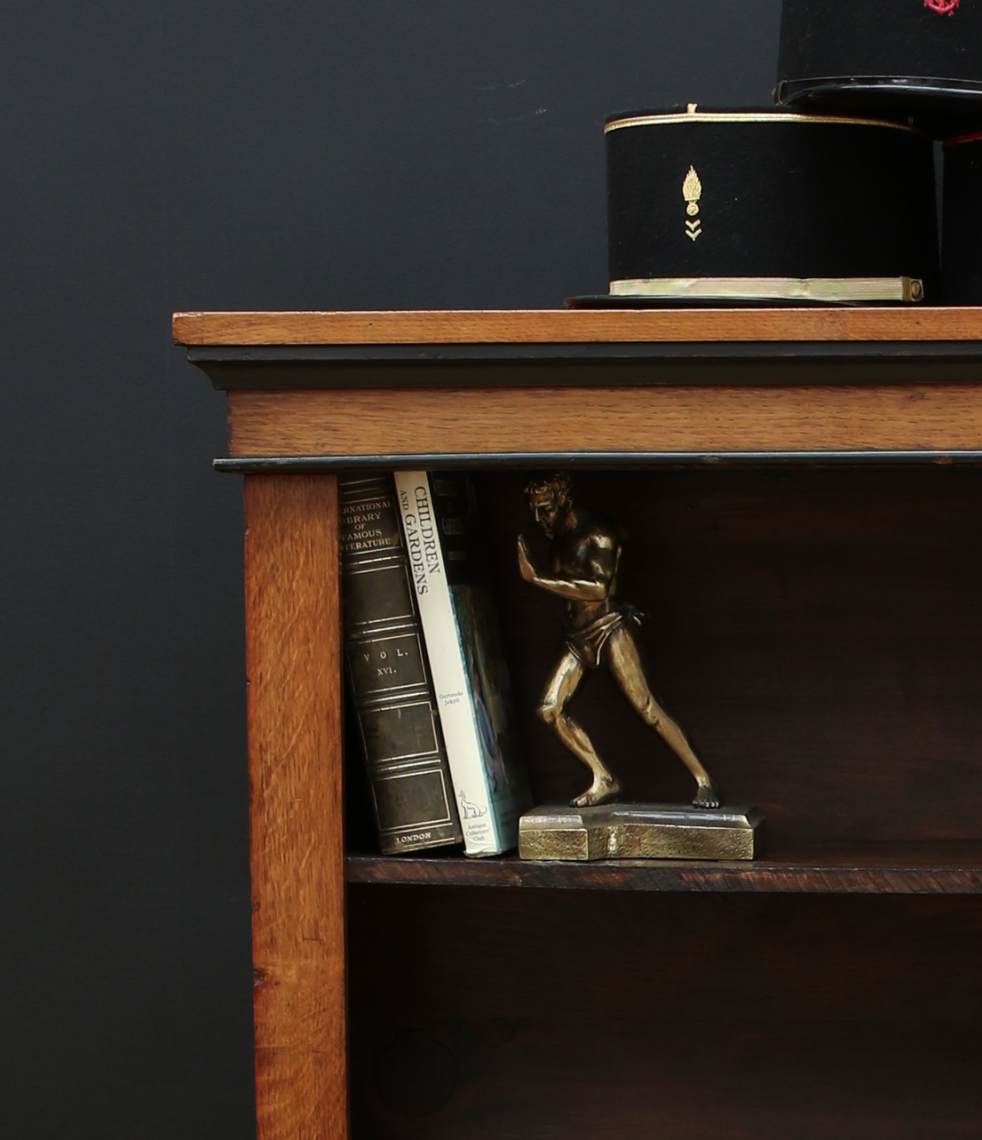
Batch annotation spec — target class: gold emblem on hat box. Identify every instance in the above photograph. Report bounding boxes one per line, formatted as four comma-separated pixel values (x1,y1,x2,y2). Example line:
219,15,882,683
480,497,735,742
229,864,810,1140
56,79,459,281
682,165,702,240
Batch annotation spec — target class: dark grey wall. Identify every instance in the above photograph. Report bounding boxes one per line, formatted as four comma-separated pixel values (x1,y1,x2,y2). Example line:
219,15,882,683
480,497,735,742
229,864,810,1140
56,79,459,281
0,3,780,1135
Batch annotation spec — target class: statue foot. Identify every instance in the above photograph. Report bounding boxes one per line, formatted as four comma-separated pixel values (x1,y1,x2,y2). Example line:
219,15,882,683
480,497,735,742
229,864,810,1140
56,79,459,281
571,775,622,808
692,779,721,809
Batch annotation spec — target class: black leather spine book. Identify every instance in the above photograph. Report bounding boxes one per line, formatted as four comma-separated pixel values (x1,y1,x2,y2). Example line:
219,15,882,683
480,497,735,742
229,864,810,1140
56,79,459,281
339,474,462,854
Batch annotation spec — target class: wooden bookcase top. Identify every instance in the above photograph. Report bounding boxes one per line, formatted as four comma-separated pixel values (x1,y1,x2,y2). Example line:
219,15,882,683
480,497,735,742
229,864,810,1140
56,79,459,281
177,308,982,465
173,306,982,346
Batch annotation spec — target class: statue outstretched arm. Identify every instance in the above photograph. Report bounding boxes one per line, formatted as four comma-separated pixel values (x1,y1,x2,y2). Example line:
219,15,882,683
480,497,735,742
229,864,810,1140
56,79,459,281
517,534,610,602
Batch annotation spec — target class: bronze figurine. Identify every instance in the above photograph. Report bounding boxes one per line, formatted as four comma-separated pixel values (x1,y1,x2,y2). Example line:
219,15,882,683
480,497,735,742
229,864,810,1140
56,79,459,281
518,473,720,810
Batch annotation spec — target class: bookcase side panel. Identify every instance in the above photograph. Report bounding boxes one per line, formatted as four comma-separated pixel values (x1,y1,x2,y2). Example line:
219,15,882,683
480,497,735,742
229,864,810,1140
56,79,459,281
244,474,347,1140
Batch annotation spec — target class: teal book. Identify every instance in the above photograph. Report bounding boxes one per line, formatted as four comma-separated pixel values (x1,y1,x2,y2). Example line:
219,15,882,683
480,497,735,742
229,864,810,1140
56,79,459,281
394,471,532,856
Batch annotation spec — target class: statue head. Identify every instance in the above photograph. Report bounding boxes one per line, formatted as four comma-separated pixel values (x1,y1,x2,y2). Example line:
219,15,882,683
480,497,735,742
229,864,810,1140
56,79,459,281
525,472,572,539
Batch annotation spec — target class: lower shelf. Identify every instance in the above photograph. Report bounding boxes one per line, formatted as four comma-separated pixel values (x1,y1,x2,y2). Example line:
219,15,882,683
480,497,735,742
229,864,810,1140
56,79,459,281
346,845,982,893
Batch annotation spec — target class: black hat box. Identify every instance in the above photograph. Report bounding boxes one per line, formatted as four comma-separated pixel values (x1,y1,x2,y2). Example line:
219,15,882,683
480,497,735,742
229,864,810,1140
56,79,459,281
775,0,982,133
599,105,939,306
942,129,982,302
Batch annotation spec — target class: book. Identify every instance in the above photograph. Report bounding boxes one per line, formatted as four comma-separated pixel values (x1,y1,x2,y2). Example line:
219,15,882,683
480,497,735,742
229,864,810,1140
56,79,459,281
393,471,531,856
339,474,462,855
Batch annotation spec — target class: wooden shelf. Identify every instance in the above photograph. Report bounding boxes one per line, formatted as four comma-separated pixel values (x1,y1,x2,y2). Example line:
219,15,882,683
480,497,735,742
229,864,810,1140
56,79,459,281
173,306,982,346
346,846,982,894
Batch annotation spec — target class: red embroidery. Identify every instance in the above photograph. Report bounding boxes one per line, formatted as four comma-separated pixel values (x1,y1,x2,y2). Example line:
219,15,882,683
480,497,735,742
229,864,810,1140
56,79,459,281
925,0,960,13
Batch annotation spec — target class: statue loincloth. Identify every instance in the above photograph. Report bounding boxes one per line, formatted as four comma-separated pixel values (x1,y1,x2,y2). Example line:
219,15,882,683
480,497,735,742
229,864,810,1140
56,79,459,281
564,604,642,669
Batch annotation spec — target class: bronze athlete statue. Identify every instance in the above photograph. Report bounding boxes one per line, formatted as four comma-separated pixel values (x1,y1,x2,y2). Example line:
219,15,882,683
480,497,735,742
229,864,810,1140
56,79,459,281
518,473,720,810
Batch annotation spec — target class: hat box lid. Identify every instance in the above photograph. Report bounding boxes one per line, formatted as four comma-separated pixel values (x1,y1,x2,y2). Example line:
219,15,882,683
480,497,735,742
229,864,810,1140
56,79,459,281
776,0,982,133
603,105,939,305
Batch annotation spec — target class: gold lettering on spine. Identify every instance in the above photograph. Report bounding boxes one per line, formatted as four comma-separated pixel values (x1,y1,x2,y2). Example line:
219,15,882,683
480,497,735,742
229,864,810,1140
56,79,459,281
683,166,702,241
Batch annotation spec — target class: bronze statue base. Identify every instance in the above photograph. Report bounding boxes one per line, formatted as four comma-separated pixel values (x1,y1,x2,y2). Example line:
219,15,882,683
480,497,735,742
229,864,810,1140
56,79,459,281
518,803,765,862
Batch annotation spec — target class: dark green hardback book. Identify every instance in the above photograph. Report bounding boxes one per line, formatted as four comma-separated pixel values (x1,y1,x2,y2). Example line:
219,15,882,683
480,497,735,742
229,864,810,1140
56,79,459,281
340,474,462,854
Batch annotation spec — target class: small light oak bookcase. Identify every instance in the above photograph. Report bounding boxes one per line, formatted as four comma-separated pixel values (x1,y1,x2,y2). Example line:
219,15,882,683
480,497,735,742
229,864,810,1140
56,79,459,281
175,307,982,1140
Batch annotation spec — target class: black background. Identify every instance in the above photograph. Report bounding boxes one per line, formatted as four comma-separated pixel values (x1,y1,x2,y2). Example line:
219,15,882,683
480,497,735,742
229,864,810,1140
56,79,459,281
0,3,780,1135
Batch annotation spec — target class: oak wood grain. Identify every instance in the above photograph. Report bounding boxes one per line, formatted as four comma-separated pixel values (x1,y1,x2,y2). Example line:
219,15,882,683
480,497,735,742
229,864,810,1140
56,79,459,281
245,475,347,1140
173,307,982,345
227,384,982,457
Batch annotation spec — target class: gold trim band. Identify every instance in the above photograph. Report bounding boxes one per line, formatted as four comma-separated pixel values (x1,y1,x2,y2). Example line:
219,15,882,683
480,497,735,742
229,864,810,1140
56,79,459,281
605,111,922,135
609,277,925,303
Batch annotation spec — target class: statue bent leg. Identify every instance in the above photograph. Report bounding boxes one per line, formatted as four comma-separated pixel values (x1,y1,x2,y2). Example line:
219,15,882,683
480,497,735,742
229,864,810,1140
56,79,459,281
537,648,622,808
604,625,721,808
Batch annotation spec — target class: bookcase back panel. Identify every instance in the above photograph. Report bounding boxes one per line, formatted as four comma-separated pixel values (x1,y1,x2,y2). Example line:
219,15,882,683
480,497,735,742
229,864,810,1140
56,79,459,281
469,466,982,850
348,886,982,1138
352,1019,979,1139
349,886,982,1024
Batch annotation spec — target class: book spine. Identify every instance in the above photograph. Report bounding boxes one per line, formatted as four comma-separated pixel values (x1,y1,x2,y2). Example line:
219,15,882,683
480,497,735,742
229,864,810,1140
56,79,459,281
427,472,532,851
339,474,462,855
394,470,531,855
